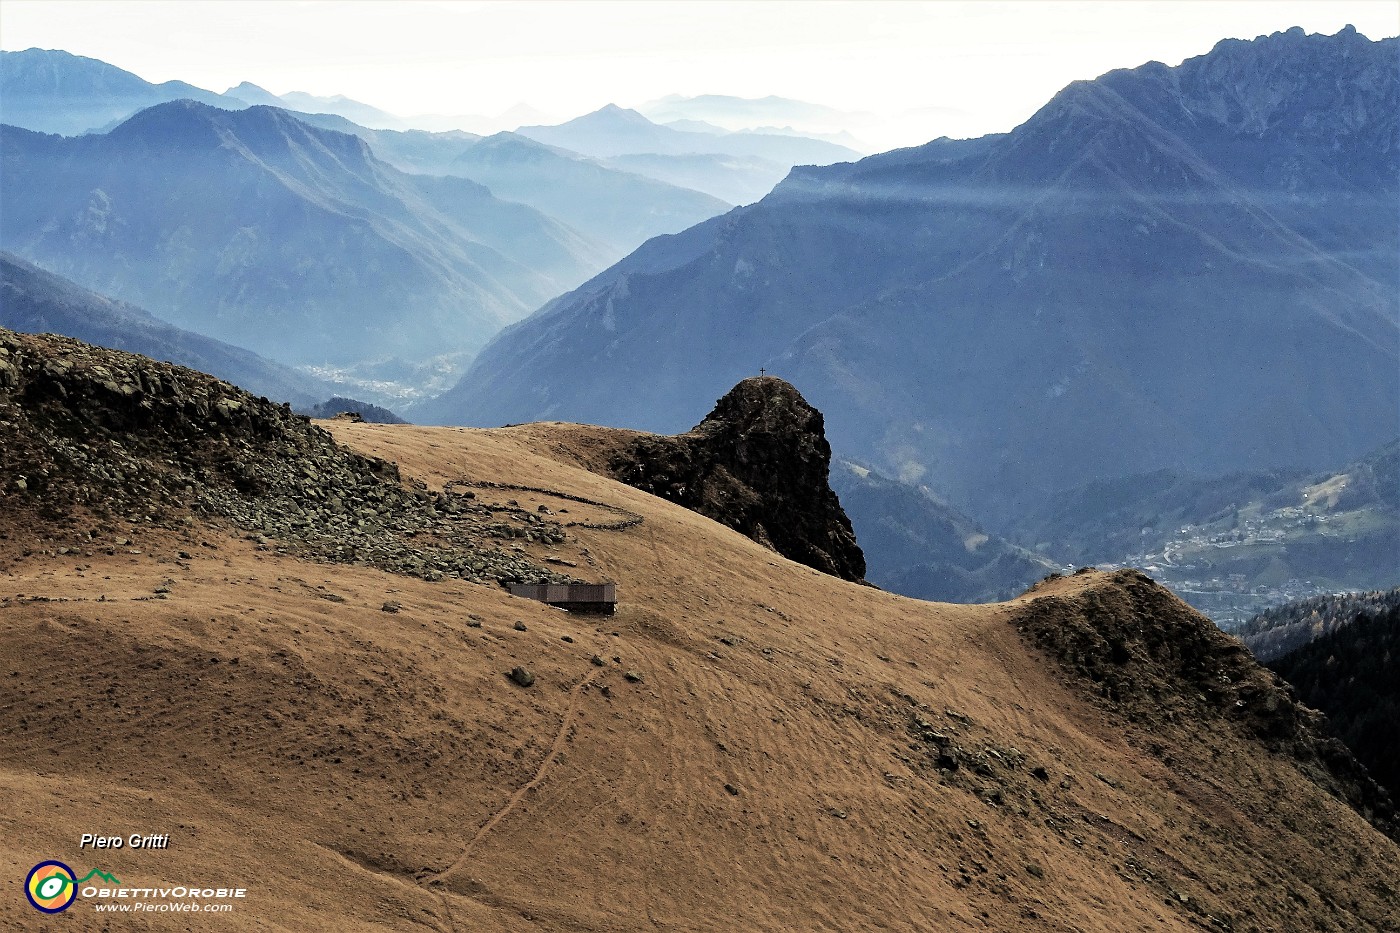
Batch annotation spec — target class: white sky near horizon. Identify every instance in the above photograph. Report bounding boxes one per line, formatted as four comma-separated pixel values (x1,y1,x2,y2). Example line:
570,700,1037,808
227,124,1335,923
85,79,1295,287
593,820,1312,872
2,0,1397,149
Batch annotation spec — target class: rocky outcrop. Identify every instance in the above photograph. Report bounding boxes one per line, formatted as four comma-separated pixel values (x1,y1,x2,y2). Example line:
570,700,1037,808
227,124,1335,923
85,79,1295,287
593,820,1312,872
607,376,865,582
1016,569,1398,842
0,328,568,585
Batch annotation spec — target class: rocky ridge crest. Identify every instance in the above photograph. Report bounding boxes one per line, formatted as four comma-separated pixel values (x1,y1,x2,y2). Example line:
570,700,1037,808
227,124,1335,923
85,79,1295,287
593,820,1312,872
0,329,569,585
1017,569,1397,842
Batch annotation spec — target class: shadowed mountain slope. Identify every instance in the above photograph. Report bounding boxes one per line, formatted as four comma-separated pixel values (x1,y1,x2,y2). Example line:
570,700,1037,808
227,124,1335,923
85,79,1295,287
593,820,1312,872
286,108,484,175
448,132,731,258
830,460,1060,602
0,332,1398,930
599,150,789,206
0,252,337,406
263,115,731,261
1240,587,1400,663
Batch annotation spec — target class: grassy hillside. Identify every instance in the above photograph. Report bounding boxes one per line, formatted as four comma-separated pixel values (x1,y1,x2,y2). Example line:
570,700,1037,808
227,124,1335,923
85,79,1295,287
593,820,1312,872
1,332,1397,930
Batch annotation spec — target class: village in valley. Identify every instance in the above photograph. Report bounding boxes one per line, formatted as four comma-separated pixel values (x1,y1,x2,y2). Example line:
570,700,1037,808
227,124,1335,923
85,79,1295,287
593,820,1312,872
1103,499,1371,629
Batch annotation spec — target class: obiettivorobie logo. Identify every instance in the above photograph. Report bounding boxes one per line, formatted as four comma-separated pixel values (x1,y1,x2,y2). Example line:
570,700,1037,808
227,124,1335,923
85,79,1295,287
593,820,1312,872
25,861,120,913
24,859,247,914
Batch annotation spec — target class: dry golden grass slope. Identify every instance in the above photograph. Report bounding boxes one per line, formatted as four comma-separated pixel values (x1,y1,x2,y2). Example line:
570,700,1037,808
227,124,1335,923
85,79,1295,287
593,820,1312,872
1,419,1397,932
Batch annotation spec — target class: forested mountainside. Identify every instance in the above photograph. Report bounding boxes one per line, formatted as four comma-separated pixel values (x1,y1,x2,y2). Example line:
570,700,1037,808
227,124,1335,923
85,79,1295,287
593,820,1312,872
1268,602,1400,798
1241,588,1400,662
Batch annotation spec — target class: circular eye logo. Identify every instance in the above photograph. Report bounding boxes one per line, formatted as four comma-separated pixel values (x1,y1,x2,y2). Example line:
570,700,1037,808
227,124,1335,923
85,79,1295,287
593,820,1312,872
25,861,77,913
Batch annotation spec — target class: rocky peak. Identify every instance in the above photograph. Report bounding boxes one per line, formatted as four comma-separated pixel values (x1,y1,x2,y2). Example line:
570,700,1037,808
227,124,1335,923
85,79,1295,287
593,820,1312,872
692,375,823,444
607,376,866,582
1022,25,1397,179
1174,26,1396,143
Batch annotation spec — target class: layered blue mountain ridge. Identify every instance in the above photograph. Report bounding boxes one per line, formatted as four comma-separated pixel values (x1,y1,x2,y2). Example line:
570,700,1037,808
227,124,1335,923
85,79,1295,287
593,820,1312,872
427,26,1398,526
1,101,607,372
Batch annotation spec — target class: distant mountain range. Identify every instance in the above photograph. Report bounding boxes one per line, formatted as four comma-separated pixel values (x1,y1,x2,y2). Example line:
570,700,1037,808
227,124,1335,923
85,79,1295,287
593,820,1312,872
284,115,731,261
518,103,861,164
0,50,816,358
0,251,336,406
271,110,484,175
444,133,730,258
642,94,874,150
642,94,872,134
0,47,243,135
1,101,606,399
1,50,857,209
0,48,414,136
435,26,1398,530
274,89,407,129
517,104,861,204
220,80,290,108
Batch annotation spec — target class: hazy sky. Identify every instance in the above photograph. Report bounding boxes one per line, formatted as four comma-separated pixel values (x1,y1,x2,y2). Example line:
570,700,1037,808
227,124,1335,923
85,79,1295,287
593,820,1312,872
4,0,1396,148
